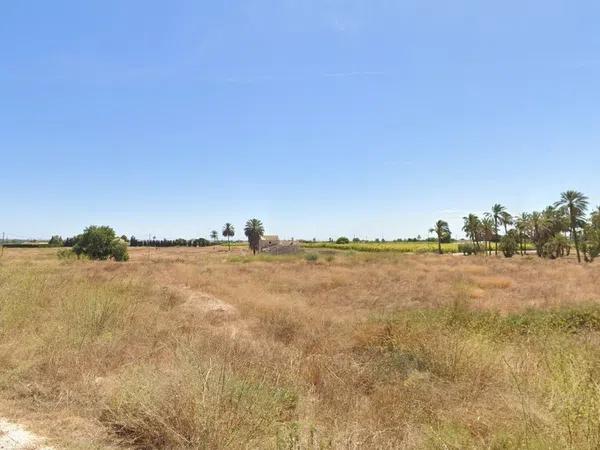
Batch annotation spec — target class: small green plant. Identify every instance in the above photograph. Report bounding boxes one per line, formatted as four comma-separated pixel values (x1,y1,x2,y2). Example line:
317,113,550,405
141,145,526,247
305,253,319,262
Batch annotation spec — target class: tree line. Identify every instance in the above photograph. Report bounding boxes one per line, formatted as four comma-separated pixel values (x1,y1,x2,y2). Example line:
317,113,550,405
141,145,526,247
432,190,600,262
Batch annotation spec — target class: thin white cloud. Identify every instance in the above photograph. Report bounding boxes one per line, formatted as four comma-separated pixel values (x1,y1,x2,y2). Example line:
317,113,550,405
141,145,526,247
323,71,385,78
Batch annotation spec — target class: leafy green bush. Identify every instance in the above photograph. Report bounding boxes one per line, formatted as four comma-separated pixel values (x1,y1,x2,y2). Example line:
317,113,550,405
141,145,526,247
458,243,476,255
542,235,571,259
111,239,130,262
499,231,518,257
582,227,600,262
71,226,129,261
336,237,350,244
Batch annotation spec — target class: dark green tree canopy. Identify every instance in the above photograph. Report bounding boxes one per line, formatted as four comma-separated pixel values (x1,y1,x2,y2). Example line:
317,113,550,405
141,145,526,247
72,225,129,261
48,235,64,247
222,223,235,238
244,218,265,255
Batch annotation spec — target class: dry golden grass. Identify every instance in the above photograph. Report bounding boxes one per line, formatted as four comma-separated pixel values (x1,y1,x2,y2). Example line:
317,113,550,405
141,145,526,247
1,247,600,448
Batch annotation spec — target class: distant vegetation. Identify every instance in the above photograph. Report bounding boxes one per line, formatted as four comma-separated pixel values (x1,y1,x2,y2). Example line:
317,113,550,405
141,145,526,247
305,190,599,263
5,190,599,263
460,190,600,262
128,237,212,248
70,226,129,261
304,241,473,254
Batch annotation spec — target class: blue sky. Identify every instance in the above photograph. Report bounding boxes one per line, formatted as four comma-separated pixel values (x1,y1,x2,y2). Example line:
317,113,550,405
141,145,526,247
2,1,599,241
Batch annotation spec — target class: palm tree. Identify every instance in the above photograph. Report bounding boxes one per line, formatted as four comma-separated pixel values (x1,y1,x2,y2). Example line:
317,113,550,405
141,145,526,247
481,216,495,255
222,223,235,251
514,213,530,256
500,211,513,235
591,206,600,229
463,214,482,252
490,204,507,256
429,220,451,254
244,218,265,255
555,190,589,262
210,230,219,243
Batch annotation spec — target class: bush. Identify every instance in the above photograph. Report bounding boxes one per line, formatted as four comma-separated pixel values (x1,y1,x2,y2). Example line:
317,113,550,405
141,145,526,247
71,226,129,261
111,239,130,262
582,227,600,263
542,235,571,259
499,231,518,258
458,243,476,255
305,253,319,262
336,237,350,244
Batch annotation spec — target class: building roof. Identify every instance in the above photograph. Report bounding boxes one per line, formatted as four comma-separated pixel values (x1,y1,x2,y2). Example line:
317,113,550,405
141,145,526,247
261,235,279,241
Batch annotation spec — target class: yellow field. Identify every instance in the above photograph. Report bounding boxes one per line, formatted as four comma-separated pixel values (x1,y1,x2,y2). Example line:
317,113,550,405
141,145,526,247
1,247,600,448
302,241,457,253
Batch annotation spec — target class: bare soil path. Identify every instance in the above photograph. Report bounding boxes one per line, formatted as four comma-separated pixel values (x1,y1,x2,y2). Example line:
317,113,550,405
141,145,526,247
0,418,52,450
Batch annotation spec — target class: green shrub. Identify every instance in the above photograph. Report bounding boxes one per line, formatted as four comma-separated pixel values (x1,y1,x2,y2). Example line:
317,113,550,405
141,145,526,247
582,227,600,262
499,231,518,257
305,253,319,262
71,225,129,261
458,243,476,255
336,237,350,244
542,235,570,259
111,239,130,262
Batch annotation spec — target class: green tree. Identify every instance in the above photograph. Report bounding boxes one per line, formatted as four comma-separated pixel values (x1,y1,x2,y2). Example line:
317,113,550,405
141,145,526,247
555,190,589,263
514,213,529,256
48,235,64,247
429,220,451,254
481,216,495,255
72,225,128,261
244,218,265,255
222,223,235,251
500,211,513,235
490,204,507,256
591,206,600,229
462,214,482,252
336,236,350,244
500,230,519,257
210,230,219,242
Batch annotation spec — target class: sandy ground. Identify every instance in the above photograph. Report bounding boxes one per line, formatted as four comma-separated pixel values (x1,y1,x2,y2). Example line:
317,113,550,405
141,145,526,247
0,418,52,450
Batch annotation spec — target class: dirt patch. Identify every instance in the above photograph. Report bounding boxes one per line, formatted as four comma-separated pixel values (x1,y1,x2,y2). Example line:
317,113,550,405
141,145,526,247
0,418,52,449
175,285,238,317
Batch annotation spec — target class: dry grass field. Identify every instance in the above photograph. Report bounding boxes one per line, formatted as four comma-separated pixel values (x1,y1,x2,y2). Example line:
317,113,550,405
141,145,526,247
1,247,600,449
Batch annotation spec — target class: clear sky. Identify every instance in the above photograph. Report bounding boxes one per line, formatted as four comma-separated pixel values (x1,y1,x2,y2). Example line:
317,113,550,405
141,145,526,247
2,1,599,241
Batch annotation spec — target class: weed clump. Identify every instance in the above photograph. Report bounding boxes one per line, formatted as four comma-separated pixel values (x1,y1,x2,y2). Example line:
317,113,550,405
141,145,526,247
305,253,319,263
